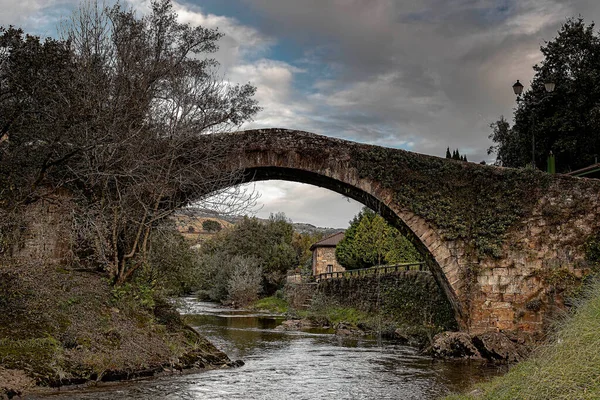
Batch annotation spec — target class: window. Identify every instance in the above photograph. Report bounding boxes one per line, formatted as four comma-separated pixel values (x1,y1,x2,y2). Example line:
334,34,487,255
327,264,333,273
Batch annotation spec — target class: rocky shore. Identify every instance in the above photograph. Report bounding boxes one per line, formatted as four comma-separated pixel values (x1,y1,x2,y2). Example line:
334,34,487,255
430,330,534,363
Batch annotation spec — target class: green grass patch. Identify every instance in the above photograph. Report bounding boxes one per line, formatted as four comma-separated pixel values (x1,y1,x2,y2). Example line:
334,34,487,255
251,296,289,314
446,279,600,399
0,337,62,381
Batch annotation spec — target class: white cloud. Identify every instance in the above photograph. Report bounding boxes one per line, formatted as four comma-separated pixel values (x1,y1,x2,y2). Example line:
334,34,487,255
252,181,362,228
0,0,76,33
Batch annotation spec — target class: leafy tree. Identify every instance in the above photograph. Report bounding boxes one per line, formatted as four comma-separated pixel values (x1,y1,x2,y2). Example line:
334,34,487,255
336,208,422,270
489,18,600,172
198,213,298,295
202,219,222,233
143,222,202,296
291,231,324,274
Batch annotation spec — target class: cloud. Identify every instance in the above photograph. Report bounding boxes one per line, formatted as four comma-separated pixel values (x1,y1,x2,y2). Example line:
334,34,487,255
0,0,76,34
236,0,584,163
252,181,362,228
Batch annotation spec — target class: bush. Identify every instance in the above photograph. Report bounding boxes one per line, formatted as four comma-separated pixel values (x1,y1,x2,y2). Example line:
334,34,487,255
202,220,222,233
227,257,262,307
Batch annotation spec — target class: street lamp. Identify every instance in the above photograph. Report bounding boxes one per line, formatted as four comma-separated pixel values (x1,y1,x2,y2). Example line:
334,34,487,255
512,79,555,168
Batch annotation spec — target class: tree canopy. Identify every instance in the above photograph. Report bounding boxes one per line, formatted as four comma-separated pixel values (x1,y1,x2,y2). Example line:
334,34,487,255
336,208,422,270
0,1,260,283
489,18,600,172
199,213,298,295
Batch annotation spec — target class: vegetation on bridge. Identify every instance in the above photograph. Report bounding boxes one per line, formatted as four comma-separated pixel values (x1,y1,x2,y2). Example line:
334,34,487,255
351,145,598,259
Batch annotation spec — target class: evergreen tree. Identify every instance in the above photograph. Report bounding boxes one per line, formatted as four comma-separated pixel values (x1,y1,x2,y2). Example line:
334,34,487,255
446,147,452,158
335,208,422,270
489,18,600,171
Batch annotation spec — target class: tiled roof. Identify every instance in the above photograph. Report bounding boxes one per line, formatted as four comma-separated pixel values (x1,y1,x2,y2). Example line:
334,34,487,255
309,231,345,250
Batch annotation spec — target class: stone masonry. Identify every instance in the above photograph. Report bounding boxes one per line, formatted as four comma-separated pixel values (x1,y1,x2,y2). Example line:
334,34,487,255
213,128,600,334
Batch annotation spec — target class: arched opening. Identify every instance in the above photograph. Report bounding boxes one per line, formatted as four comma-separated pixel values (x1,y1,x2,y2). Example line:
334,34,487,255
200,166,466,328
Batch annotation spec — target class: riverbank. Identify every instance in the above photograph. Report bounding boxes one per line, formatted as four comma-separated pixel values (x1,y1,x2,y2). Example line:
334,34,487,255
259,272,457,347
445,279,600,399
250,279,455,347
0,261,236,399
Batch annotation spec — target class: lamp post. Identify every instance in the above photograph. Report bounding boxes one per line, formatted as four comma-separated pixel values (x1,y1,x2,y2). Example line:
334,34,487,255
512,79,555,169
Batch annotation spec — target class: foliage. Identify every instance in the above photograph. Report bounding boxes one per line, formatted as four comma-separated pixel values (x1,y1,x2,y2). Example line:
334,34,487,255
291,231,324,273
336,208,422,270
251,296,289,314
446,147,467,161
202,220,222,233
489,18,600,172
143,222,203,296
584,232,600,265
0,337,62,381
0,0,260,285
198,213,298,296
446,279,600,399
351,146,554,258
111,280,156,312
226,257,262,307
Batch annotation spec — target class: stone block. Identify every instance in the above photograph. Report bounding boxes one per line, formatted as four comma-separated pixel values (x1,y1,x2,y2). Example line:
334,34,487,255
490,301,512,309
499,276,513,286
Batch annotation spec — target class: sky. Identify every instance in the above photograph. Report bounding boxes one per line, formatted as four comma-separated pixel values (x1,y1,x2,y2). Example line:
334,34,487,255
3,0,600,228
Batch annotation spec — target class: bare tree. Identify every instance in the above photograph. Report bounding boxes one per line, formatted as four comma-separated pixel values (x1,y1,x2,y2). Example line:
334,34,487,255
0,1,260,283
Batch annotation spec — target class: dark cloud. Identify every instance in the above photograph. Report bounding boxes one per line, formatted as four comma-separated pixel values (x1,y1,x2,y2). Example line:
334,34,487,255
235,0,597,163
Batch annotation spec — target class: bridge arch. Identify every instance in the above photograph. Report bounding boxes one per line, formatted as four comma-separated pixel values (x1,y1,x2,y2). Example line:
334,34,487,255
202,128,600,334
210,136,469,328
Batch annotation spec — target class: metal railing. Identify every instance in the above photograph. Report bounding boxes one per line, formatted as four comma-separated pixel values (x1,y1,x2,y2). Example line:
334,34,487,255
315,262,426,282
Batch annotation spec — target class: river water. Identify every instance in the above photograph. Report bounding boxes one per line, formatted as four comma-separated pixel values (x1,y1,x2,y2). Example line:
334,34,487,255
36,297,503,400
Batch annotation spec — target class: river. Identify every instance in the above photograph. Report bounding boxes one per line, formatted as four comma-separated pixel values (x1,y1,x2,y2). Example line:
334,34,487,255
35,297,503,399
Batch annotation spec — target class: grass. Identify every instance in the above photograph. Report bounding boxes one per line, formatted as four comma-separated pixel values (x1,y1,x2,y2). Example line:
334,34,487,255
251,296,289,314
446,279,600,399
0,337,62,379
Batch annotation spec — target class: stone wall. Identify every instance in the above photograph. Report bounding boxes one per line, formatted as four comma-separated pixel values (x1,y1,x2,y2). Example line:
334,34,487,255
10,194,74,266
312,247,345,275
316,271,457,333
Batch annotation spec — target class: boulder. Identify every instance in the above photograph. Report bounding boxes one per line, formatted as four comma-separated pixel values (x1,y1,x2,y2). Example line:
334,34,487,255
431,332,482,359
274,319,315,331
471,331,531,363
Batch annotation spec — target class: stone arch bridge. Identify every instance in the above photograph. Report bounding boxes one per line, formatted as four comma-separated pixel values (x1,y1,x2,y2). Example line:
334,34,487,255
210,128,600,334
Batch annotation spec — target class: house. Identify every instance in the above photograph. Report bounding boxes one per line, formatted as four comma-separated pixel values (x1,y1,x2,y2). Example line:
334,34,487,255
310,232,346,276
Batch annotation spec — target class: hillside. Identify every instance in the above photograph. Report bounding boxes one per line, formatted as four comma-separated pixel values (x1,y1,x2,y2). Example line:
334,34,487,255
172,211,343,242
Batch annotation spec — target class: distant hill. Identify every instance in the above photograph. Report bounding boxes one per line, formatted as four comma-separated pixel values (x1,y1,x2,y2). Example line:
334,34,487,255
172,210,344,242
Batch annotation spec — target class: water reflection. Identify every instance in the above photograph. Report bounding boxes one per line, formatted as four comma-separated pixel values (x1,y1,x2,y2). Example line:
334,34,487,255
34,297,503,400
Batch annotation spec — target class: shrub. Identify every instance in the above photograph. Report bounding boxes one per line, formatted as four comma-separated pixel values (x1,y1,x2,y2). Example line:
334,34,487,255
226,257,262,307
202,220,222,233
